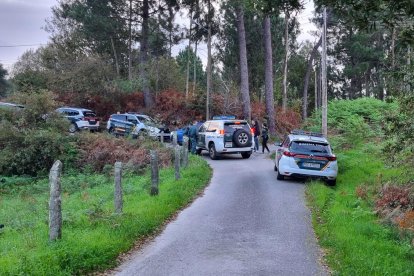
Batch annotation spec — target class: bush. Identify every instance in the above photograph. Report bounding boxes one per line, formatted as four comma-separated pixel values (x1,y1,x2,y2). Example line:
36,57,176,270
0,91,75,176
384,94,414,163
306,98,396,147
76,133,172,173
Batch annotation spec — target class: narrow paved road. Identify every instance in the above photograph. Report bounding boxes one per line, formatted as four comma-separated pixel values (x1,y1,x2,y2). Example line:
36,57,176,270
114,150,327,276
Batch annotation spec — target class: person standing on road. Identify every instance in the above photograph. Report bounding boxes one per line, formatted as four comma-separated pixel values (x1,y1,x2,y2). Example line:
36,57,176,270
252,120,260,152
261,122,270,153
188,119,199,154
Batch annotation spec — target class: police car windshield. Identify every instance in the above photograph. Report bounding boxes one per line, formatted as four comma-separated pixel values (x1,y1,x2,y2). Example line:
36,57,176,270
289,141,331,155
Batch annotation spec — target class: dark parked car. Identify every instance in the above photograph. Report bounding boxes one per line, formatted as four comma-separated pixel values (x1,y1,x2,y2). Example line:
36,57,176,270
107,113,170,140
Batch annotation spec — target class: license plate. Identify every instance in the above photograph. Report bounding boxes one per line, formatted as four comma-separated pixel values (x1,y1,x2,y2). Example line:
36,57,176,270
225,142,233,147
303,162,320,168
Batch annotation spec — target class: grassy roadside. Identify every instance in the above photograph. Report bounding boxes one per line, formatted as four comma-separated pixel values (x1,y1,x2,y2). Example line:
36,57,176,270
306,143,414,275
0,155,212,275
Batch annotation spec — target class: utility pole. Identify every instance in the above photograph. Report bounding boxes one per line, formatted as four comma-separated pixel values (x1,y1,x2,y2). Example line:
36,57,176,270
321,7,328,137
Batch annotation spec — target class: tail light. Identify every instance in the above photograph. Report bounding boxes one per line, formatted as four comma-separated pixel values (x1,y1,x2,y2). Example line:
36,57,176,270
250,128,254,135
219,129,225,135
283,151,296,157
327,156,337,161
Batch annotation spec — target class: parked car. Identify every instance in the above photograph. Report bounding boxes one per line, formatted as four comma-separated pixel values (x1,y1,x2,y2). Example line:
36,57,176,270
196,117,254,159
274,130,338,186
107,113,170,140
56,107,100,133
0,102,24,109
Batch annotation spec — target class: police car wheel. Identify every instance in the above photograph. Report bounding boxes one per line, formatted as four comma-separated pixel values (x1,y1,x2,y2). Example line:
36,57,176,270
277,171,284,180
209,144,218,160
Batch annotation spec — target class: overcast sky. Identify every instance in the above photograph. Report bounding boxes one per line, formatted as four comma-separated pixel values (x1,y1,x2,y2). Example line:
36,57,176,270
0,0,317,72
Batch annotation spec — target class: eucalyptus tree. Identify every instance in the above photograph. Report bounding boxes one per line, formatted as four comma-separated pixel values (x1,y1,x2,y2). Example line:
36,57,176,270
248,0,302,134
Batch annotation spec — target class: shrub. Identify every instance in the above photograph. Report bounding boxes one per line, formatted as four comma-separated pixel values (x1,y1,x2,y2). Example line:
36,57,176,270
76,133,172,173
0,91,75,176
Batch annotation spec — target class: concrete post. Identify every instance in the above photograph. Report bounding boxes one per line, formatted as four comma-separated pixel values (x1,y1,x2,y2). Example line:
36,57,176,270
175,146,181,180
114,162,123,214
150,150,159,196
182,137,189,168
49,160,62,241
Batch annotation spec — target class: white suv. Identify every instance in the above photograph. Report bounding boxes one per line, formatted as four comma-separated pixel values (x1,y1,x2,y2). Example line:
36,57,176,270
196,118,254,160
274,130,338,185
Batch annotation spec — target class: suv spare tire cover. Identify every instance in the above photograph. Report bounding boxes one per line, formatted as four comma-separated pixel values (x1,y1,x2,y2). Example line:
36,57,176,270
233,129,251,147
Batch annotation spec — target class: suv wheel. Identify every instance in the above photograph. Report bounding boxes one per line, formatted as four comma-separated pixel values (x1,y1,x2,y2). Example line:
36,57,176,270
326,179,336,186
233,129,250,147
277,171,284,180
69,123,78,133
241,152,251,159
209,144,218,160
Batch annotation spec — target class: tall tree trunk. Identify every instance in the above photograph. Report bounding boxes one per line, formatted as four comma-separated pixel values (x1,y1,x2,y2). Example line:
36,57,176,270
168,5,174,57
193,40,198,95
128,0,132,80
186,9,193,99
282,11,290,112
263,16,276,134
236,6,251,121
140,0,154,108
110,37,120,77
303,37,322,119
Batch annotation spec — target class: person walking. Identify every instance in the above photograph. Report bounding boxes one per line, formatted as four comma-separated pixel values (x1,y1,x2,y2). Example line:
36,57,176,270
261,122,270,153
188,119,199,154
252,120,260,152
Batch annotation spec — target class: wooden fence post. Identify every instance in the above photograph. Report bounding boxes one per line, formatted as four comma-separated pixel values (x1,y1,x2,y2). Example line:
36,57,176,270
150,150,159,196
182,137,189,168
114,162,123,214
175,146,181,180
49,160,62,241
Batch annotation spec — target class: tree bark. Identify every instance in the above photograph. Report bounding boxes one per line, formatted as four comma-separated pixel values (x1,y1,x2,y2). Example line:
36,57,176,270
186,9,193,99
140,0,154,108
193,40,198,95
263,16,276,134
111,37,120,77
128,0,132,80
303,36,322,119
282,11,290,112
236,6,251,121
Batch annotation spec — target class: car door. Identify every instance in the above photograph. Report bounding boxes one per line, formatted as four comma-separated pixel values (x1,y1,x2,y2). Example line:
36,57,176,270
197,122,209,148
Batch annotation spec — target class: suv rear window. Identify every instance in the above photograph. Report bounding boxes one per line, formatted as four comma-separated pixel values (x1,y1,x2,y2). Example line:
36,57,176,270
289,141,331,156
83,111,96,117
224,121,250,133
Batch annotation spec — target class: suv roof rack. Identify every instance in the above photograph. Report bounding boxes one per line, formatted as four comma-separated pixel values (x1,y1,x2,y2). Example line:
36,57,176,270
212,115,236,120
291,129,325,137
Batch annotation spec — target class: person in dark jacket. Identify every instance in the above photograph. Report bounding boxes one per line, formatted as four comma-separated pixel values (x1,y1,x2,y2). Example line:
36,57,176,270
188,119,199,154
252,120,260,152
261,122,270,153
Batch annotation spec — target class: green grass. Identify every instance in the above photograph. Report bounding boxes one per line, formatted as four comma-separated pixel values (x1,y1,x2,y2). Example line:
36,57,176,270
0,156,211,275
307,144,414,275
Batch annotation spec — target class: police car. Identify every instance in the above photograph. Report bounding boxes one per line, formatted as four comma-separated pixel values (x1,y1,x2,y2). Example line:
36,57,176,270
274,130,338,185
196,116,254,160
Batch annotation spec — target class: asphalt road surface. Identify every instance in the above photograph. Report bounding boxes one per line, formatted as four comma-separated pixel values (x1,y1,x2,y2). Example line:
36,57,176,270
114,149,327,276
